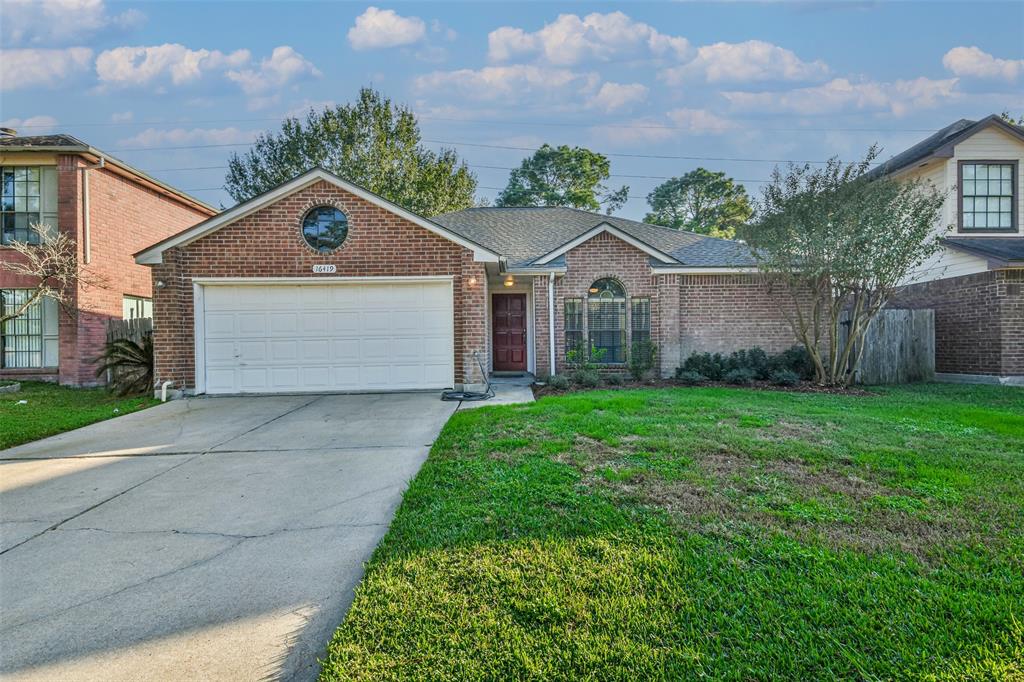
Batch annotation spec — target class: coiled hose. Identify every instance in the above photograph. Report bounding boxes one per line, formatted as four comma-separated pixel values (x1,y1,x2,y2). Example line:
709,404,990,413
440,352,494,402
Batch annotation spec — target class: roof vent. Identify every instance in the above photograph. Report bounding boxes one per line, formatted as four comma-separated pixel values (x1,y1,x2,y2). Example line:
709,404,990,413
0,128,17,138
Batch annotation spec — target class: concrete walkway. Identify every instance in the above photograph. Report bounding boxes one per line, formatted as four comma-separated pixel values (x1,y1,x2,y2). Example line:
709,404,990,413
0,393,457,681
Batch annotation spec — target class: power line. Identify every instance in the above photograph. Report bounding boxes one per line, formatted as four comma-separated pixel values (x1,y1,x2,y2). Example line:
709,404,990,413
9,113,941,134
106,138,855,165
162,162,772,183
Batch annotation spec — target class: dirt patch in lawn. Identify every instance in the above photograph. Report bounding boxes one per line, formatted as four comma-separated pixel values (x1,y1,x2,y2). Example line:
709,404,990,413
558,433,980,560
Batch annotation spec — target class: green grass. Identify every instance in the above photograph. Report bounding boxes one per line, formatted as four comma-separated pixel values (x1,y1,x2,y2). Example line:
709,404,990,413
320,383,1024,680
0,381,157,449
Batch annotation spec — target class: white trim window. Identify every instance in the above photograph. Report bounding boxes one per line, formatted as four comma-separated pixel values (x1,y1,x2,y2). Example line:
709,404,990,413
1,166,58,245
1,290,59,368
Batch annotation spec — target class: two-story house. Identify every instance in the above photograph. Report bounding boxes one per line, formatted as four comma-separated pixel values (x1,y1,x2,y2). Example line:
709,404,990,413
0,133,216,385
878,114,1024,385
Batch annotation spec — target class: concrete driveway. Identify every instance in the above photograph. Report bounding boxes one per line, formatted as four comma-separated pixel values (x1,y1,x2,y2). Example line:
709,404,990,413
0,393,457,681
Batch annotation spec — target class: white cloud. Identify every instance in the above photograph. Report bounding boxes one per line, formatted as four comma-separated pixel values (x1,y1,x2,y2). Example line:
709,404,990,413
0,115,60,134
943,46,1023,81
1,0,143,47
348,6,426,50
588,82,648,113
488,11,690,65
226,46,320,95
95,44,250,88
111,110,134,123
590,108,736,147
413,64,598,102
117,127,258,148
722,77,960,117
0,47,93,90
660,40,829,84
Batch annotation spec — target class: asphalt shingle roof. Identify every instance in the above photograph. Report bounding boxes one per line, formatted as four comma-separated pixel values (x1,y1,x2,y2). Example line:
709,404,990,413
433,206,756,268
0,134,88,148
943,238,1024,263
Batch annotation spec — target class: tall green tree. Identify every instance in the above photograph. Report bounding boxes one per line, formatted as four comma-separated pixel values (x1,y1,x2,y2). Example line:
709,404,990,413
225,88,476,216
737,147,946,387
1000,111,1024,126
496,144,629,214
644,168,752,239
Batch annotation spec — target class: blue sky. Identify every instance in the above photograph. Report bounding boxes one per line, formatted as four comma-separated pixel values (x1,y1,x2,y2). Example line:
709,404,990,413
2,0,1022,219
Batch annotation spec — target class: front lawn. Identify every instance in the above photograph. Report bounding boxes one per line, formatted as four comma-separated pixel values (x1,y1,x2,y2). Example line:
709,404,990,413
0,381,157,449
321,383,1024,680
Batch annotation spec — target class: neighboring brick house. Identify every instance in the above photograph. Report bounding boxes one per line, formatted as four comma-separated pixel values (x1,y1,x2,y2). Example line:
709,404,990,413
136,167,798,395
0,134,216,385
875,115,1024,385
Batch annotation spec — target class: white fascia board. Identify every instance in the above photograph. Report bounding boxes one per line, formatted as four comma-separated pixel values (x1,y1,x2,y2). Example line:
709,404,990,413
135,168,500,264
651,266,760,274
534,222,677,265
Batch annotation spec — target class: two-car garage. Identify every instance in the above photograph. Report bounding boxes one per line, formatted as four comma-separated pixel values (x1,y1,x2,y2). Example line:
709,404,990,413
195,278,455,395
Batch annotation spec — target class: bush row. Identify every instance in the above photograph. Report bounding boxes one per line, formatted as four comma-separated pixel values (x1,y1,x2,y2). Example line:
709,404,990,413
675,346,813,386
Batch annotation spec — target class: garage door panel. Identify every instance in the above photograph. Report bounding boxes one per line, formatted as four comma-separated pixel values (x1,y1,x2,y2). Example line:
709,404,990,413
201,281,454,394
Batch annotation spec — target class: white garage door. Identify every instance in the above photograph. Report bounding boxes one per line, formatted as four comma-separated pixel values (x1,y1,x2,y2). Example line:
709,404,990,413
198,279,454,394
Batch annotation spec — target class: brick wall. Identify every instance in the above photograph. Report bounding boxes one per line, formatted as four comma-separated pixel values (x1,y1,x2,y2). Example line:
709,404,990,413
890,269,1023,377
678,274,800,359
150,180,487,390
1,154,210,385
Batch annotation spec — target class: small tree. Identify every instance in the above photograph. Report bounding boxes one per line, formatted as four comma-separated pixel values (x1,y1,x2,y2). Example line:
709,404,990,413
0,223,105,326
644,168,752,239
496,144,629,214
738,147,947,386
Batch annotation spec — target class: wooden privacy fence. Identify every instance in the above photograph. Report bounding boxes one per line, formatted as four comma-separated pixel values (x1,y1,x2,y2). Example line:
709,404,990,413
841,309,934,385
105,317,153,345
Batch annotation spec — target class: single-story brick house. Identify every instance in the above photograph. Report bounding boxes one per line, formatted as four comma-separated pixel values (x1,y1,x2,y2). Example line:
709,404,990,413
136,167,798,395
878,114,1024,385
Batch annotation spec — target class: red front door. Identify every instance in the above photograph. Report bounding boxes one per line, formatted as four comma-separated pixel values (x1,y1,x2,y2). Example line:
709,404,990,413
492,294,527,372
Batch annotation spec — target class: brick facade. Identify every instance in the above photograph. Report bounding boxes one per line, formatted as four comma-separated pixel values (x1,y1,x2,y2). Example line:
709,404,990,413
530,232,798,377
1,154,212,385
150,180,488,391
890,269,1024,377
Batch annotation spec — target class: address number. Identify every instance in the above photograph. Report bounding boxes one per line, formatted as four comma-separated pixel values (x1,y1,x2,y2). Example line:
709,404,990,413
312,264,337,274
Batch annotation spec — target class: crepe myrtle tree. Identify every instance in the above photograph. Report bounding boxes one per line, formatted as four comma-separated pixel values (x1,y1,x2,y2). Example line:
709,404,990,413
0,223,106,326
738,147,947,387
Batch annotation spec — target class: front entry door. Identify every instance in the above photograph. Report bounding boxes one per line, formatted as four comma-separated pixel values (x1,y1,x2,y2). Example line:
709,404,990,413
492,293,527,372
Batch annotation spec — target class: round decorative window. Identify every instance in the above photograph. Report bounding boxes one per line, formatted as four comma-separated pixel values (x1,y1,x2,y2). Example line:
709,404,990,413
301,206,349,252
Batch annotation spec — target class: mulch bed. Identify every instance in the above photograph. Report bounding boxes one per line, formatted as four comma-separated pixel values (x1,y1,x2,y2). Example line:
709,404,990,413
531,379,875,399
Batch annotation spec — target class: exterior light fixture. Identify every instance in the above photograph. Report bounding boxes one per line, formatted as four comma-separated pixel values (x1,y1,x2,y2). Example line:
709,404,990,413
468,276,478,286
504,277,514,287
588,287,599,293
155,280,166,289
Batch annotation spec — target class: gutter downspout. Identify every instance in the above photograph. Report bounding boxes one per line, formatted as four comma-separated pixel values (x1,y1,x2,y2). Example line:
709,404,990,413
548,271,556,376
81,157,105,264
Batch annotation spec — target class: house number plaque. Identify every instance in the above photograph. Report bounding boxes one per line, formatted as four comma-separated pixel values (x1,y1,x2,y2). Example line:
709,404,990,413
312,264,337,274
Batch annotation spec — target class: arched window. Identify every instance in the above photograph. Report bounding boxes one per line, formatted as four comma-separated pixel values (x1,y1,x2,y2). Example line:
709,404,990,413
587,278,626,363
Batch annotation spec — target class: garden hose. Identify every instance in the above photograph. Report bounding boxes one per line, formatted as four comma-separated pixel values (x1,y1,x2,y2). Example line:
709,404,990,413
441,352,495,402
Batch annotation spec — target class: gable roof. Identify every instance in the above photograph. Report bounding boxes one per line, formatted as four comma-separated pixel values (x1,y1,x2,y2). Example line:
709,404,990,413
0,134,216,213
869,114,1024,179
943,237,1024,265
433,206,757,269
135,167,502,264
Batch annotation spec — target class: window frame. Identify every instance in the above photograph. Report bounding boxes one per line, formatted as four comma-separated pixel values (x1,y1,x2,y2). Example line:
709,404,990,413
122,295,153,320
1,166,43,246
586,278,627,365
630,297,651,348
957,160,1018,234
301,205,350,253
1,289,58,369
563,297,584,360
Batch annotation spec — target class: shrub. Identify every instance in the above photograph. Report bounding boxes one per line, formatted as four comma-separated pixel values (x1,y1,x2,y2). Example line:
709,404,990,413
573,370,601,388
628,340,658,381
675,370,706,386
547,374,570,390
680,352,726,380
770,369,801,386
93,336,154,396
724,367,757,385
729,347,771,379
604,373,625,386
770,345,815,380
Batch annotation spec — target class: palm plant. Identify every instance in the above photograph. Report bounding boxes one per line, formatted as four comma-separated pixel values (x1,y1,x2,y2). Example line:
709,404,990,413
93,335,154,396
